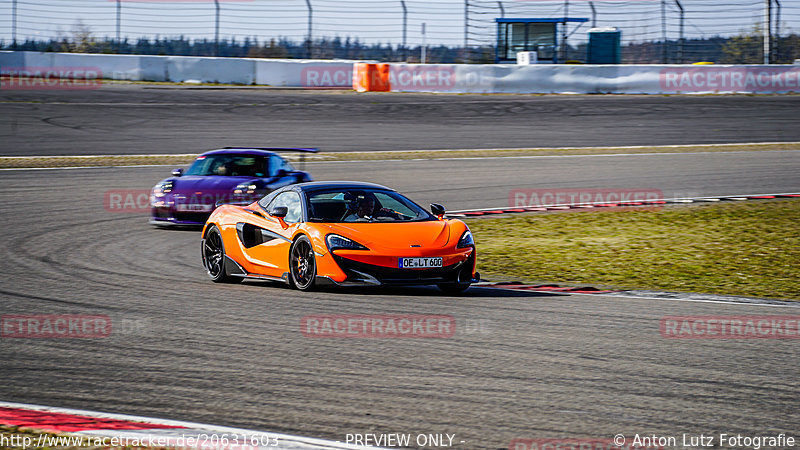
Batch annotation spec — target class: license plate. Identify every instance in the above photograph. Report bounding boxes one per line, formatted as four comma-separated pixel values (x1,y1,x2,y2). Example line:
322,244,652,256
399,257,443,269
175,203,213,212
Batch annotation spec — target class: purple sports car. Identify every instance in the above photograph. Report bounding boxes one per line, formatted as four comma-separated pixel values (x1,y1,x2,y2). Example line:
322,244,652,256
150,147,316,226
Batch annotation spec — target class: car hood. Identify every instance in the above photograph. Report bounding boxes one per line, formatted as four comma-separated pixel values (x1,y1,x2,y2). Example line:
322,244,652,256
321,221,452,249
168,176,256,196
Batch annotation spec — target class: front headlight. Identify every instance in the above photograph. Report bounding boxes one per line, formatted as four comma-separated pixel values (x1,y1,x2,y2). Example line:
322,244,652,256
233,183,258,195
457,230,474,248
152,180,173,197
326,234,369,251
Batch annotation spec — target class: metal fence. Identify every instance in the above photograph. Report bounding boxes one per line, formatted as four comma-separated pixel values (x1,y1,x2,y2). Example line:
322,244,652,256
2,0,798,63
468,0,799,63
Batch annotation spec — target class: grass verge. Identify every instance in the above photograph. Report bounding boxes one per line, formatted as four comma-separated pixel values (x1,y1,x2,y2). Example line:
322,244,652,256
469,199,800,300
1,142,799,169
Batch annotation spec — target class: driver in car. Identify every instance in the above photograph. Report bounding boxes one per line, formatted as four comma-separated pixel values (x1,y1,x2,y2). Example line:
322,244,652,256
215,162,231,176
343,195,403,222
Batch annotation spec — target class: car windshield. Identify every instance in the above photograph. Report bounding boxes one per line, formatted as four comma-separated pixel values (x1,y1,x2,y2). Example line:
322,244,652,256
307,189,434,223
185,154,269,177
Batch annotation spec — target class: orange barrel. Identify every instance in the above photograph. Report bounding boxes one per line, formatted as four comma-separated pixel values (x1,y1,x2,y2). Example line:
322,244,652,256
353,63,391,92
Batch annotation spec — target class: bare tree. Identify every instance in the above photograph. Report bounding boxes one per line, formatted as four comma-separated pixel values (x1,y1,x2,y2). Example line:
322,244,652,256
67,20,97,53
720,25,764,64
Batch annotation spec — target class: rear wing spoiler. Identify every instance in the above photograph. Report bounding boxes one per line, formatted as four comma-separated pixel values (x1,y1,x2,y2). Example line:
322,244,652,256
223,147,319,153
224,147,320,170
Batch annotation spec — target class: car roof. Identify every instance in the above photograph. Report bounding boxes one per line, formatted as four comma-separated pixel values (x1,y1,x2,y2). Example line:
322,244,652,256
292,181,394,192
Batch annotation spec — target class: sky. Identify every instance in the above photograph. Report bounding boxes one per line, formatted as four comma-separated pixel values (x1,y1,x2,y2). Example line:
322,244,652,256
1,0,798,48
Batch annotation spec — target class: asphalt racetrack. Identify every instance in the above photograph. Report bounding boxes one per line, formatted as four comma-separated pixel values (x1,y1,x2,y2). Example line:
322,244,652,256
1,86,800,155
1,87,799,449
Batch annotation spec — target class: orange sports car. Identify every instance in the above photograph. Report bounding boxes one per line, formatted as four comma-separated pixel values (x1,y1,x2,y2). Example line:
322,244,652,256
201,181,479,293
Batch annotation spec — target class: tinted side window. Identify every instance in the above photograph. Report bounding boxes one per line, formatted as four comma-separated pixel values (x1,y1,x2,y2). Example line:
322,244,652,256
269,155,294,177
268,191,302,223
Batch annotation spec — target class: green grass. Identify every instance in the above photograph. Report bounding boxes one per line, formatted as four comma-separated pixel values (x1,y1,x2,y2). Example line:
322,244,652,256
469,199,800,300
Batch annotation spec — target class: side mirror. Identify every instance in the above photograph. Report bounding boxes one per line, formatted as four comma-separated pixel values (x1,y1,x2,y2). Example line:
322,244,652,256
430,203,445,219
269,205,289,229
269,206,288,218
275,169,288,178
171,168,184,177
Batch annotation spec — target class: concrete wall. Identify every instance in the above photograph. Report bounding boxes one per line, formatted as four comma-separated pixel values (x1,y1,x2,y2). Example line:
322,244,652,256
386,63,800,94
0,51,359,87
3,51,799,94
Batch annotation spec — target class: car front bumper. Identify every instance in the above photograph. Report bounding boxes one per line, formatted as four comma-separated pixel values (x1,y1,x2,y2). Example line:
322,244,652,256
150,207,210,226
319,247,478,287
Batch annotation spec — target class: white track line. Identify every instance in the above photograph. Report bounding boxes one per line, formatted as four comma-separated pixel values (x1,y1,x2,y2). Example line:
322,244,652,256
307,149,800,165
570,291,799,307
1,145,799,171
2,149,799,171
0,401,380,450
449,192,800,214
1,142,798,160
0,164,178,171
479,285,798,307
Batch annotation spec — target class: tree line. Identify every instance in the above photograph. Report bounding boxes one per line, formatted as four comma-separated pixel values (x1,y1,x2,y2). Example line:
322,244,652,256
2,29,798,64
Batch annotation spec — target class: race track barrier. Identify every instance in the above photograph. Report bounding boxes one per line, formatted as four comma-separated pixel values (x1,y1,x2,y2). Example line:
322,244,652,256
372,63,800,94
256,59,355,88
3,51,800,93
0,51,361,87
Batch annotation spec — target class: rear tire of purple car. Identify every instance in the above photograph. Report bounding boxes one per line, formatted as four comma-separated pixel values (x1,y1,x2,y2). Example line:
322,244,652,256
202,225,243,284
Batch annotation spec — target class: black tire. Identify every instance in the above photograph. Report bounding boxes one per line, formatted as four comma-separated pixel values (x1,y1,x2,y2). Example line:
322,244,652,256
202,225,242,283
289,235,317,291
437,282,470,295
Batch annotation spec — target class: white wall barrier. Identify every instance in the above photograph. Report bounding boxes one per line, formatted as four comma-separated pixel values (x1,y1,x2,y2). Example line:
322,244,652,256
54,53,160,81
255,59,354,87
0,52,166,81
164,55,254,84
0,51,358,87
2,51,799,93
386,63,800,94
0,51,25,68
